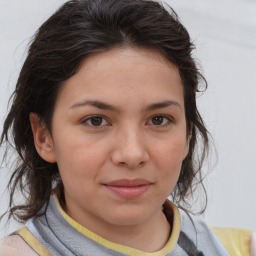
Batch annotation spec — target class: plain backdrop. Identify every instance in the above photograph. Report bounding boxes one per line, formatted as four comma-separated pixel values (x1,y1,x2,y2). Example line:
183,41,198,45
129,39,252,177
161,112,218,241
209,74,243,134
0,0,256,239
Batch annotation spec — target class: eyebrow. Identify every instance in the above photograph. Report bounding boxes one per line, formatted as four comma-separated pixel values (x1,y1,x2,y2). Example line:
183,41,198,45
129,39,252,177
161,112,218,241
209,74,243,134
70,100,181,112
70,100,118,111
143,100,182,112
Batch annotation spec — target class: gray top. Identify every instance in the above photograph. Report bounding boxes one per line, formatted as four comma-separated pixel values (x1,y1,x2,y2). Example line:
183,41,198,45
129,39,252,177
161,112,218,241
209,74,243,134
21,195,230,256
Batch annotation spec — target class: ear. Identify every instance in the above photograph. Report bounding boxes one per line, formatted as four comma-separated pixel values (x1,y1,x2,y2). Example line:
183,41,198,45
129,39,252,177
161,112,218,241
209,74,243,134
29,113,56,163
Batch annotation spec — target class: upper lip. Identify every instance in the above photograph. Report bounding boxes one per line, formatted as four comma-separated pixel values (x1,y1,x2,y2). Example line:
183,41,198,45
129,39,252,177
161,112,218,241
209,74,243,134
104,179,151,187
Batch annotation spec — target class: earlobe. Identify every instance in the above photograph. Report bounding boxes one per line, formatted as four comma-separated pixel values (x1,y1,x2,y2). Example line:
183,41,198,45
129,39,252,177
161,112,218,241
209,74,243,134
29,113,56,163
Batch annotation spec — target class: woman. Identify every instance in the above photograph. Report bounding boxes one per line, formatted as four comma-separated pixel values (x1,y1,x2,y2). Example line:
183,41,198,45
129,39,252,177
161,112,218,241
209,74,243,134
0,0,254,255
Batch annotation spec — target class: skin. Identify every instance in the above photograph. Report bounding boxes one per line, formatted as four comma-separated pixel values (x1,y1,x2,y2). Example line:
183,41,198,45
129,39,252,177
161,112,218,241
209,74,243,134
30,47,189,252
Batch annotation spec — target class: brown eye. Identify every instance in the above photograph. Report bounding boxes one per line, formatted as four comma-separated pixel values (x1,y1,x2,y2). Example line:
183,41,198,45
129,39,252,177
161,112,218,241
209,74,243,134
151,116,164,125
83,116,108,127
148,115,172,127
90,116,103,126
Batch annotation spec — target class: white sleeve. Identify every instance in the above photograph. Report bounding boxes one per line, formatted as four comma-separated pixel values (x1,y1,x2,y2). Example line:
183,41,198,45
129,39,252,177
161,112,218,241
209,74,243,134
0,235,38,256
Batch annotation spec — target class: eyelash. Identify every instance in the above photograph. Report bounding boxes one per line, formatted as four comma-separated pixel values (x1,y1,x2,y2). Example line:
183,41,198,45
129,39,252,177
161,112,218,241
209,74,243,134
146,115,174,127
81,115,109,127
81,114,174,128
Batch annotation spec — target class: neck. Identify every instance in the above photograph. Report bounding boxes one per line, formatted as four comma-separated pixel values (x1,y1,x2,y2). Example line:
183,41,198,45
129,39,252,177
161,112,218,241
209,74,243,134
95,210,171,252
63,200,171,253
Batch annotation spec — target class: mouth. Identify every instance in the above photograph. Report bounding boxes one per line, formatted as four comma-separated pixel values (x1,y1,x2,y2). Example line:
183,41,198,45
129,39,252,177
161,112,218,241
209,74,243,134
103,179,152,199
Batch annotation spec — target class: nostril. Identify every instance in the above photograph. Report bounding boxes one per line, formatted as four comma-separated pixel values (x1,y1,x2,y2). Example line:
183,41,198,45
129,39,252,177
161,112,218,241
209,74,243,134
138,161,145,167
111,141,149,168
117,160,145,169
118,162,126,166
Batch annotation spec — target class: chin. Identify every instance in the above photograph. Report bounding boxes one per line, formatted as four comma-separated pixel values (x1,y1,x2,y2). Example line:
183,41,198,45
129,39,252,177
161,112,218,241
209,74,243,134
105,207,150,227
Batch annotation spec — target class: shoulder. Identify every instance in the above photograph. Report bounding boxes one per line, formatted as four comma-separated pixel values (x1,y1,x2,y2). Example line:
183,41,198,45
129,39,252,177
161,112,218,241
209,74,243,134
180,210,254,256
0,235,37,256
211,226,256,256
178,211,230,255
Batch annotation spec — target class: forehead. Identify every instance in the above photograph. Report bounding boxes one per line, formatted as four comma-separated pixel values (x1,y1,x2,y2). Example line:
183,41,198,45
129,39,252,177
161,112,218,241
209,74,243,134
56,47,184,111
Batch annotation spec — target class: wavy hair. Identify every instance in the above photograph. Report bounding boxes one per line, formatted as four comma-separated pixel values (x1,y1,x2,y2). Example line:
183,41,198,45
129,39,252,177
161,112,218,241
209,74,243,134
1,0,209,222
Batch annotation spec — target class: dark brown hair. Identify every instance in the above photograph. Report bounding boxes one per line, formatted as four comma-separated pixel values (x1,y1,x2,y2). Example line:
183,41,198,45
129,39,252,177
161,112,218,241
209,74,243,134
1,0,209,222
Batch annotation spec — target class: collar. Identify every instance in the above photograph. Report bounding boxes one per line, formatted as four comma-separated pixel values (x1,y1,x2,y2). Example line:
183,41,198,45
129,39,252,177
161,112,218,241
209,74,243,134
52,194,181,256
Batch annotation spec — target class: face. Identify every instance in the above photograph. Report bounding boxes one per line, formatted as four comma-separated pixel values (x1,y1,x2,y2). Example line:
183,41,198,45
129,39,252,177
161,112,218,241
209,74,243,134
33,48,189,234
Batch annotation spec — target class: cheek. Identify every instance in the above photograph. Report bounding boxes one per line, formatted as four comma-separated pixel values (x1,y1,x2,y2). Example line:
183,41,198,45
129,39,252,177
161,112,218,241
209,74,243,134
153,139,187,169
56,149,98,197
150,142,185,198
54,137,109,181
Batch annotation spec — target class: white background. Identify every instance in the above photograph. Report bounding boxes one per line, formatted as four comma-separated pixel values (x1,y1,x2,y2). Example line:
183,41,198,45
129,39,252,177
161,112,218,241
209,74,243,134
0,0,256,239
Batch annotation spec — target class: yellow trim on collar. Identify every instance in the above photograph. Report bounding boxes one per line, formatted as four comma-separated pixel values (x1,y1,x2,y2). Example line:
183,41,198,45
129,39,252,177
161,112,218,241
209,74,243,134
53,195,180,256
211,226,251,256
18,226,52,256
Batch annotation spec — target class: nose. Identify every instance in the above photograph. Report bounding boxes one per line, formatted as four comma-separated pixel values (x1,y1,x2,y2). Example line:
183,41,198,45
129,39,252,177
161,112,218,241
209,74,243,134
111,128,149,169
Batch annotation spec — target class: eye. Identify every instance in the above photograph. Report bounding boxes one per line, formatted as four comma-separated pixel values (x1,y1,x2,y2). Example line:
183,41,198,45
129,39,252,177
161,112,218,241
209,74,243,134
83,115,109,127
147,115,173,126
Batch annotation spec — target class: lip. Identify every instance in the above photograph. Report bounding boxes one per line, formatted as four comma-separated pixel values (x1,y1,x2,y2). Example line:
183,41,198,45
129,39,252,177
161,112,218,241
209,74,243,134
103,179,152,199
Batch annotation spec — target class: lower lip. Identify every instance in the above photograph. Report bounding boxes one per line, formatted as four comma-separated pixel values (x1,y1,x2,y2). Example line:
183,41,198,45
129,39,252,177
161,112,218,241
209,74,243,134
105,184,151,199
